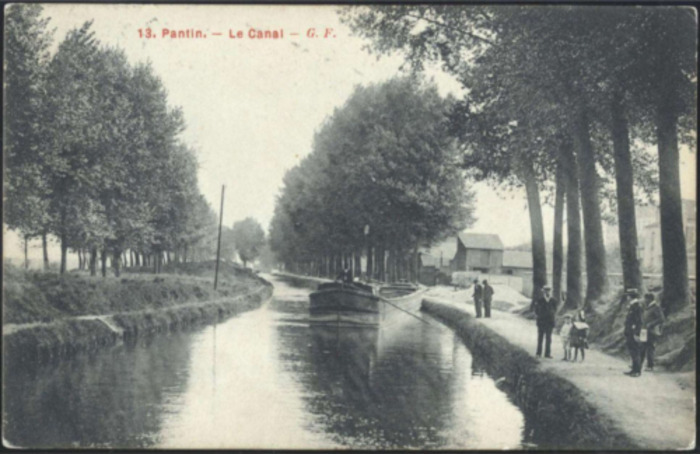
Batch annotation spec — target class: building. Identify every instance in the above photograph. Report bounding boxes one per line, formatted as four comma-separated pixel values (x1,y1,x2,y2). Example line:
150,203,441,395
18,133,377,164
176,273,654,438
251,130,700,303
501,250,533,275
454,232,504,274
418,239,458,285
638,199,696,276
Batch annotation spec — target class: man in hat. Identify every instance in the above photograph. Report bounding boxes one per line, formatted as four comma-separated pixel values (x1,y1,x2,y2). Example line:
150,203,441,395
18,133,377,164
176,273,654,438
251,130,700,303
483,279,494,318
472,279,483,318
531,285,558,358
623,288,643,377
641,292,665,371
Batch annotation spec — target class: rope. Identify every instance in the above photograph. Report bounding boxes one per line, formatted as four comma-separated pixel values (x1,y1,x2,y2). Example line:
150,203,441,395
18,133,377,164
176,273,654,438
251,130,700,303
378,296,444,330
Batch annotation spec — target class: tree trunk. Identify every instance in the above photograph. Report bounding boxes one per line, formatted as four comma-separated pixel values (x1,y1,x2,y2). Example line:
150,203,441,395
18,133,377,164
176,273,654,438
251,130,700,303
42,232,49,270
366,243,373,280
375,245,385,281
553,162,566,302
562,141,583,311
522,163,547,299
656,101,689,313
611,90,643,294
100,248,107,278
90,247,97,276
113,249,121,277
24,234,29,270
77,248,83,271
354,251,361,279
413,243,419,284
572,106,608,307
60,233,68,274
166,250,171,264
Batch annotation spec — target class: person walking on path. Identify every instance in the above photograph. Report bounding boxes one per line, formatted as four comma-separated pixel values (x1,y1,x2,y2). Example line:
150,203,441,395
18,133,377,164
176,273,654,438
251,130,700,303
624,288,643,377
472,279,483,318
641,292,665,372
531,285,558,358
483,280,494,318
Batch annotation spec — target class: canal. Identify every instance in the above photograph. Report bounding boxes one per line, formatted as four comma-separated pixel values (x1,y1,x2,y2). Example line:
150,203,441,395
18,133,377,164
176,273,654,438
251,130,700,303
3,275,524,449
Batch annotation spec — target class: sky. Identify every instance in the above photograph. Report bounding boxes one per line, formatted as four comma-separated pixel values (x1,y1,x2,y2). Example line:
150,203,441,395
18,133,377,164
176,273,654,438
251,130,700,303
3,4,697,265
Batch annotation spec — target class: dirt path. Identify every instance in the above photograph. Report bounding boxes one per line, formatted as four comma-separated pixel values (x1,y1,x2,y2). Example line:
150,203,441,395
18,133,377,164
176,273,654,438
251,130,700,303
3,286,269,337
424,288,696,450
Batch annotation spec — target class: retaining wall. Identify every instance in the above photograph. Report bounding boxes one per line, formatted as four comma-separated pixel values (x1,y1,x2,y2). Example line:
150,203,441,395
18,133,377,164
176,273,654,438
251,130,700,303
421,299,638,450
4,283,272,365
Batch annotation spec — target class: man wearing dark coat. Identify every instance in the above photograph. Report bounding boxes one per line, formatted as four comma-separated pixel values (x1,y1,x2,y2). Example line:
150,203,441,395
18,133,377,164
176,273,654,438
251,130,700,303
483,280,494,318
472,279,483,318
624,289,643,377
531,285,558,358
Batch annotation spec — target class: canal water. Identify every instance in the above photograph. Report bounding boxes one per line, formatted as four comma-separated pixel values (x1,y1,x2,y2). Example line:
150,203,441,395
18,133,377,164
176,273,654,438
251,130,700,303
3,275,524,449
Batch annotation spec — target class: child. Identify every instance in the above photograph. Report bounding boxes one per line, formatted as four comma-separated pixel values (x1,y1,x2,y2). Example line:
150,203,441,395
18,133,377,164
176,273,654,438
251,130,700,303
560,314,573,361
570,310,590,362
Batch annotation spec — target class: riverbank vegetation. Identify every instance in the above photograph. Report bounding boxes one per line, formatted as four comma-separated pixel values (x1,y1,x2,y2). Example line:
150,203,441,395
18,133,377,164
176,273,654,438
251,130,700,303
341,6,695,316
3,261,266,325
5,4,223,276
270,77,476,281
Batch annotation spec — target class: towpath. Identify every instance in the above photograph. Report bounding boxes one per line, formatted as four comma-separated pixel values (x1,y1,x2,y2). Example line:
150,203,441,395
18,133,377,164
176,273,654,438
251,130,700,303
424,286,696,450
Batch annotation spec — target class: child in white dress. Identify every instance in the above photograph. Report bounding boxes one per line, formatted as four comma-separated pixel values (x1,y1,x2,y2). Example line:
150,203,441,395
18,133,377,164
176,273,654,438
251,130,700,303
560,314,573,361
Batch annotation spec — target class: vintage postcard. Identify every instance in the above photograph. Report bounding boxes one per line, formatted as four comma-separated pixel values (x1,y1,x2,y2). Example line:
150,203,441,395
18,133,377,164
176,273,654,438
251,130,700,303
3,3,696,450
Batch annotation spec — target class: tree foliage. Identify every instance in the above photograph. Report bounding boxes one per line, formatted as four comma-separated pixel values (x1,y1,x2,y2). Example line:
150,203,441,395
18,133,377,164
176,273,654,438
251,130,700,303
342,5,695,312
4,8,219,275
270,77,475,280
232,218,265,267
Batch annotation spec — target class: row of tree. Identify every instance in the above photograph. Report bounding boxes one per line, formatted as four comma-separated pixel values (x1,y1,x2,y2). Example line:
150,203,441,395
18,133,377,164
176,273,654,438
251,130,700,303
341,5,695,313
5,4,219,276
269,77,476,281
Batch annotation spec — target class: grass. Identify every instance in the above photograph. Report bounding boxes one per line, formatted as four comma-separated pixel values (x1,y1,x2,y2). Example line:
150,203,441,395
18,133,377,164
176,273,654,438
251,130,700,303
3,261,267,325
3,261,272,364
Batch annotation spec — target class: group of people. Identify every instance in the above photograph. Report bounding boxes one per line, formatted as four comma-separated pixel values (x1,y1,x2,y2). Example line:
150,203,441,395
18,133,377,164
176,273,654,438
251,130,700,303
530,284,590,361
471,279,494,318
527,284,665,373
623,288,666,377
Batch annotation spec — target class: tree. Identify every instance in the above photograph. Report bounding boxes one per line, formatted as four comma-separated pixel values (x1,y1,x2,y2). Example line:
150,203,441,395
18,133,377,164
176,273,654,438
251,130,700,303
270,77,475,281
4,4,53,267
232,218,265,267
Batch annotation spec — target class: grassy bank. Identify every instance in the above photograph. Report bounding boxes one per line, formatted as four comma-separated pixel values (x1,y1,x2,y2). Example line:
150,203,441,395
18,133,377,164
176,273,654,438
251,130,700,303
3,261,264,324
3,262,272,362
421,300,637,450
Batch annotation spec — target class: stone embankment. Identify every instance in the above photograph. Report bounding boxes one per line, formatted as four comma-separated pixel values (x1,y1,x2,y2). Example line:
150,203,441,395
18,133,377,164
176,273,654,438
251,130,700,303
421,297,695,450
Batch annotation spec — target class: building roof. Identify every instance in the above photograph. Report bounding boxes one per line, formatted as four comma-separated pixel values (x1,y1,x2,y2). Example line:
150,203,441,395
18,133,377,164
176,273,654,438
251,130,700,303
502,250,533,269
457,232,504,251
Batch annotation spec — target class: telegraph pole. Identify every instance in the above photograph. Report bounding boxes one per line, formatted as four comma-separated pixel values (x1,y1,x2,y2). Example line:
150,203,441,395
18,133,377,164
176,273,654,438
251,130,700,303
214,185,225,290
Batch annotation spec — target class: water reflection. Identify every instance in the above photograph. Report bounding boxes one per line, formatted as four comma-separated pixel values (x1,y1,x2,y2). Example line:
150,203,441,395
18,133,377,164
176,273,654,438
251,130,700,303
3,334,193,448
3,275,524,449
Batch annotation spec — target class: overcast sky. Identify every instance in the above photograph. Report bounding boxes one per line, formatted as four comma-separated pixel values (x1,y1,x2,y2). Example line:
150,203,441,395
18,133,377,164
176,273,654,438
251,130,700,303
4,4,696,264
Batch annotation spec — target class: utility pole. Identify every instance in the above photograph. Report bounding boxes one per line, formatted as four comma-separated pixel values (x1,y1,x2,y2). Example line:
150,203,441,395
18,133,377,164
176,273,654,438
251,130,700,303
214,185,225,290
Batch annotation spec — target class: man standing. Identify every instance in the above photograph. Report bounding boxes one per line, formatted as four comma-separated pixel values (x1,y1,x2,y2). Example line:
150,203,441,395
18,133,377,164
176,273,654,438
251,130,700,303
531,285,557,358
483,279,494,318
472,279,483,318
641,292,665,372
624,289,643,377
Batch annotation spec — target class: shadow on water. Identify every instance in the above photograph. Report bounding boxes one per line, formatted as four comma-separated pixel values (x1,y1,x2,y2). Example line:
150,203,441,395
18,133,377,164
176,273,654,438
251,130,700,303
3,276,525,449
273,289,525,449
3,333,195,448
